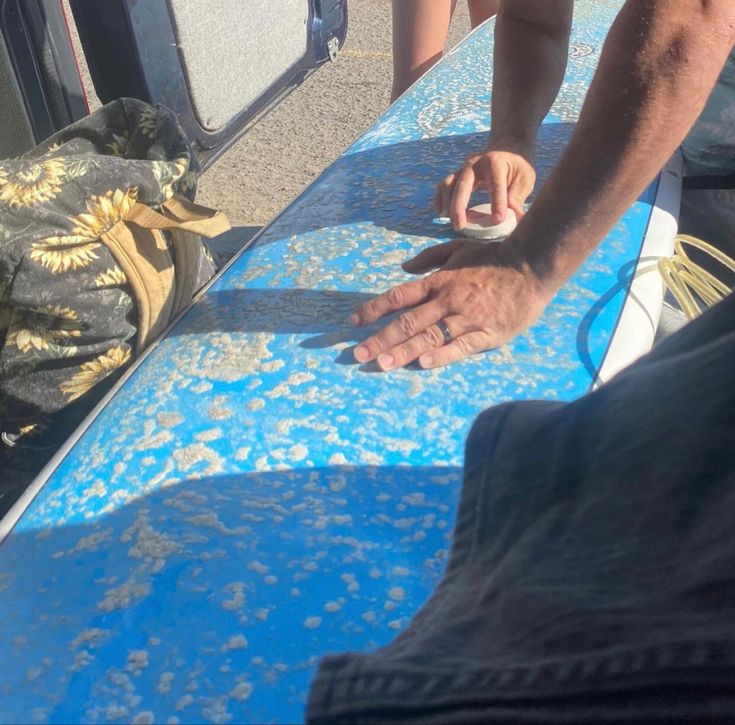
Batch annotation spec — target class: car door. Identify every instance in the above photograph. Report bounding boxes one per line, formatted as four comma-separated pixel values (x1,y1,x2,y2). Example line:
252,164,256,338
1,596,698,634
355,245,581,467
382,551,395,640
0,0,87,158
0,0,348,167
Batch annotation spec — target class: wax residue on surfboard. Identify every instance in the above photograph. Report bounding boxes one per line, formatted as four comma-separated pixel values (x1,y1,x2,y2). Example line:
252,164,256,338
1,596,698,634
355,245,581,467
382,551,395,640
0,6,656,723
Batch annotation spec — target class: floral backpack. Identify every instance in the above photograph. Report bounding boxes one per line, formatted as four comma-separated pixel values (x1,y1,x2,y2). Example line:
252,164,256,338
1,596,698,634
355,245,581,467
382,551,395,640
0,98,230,491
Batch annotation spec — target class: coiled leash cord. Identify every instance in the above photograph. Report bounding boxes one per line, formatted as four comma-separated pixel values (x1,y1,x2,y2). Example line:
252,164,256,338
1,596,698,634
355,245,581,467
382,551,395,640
656,235,735,320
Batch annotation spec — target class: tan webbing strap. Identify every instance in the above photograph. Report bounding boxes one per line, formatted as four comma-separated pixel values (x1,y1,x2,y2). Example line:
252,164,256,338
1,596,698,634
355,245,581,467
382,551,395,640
97,196,230,352
162,196,232,236
125,196,231,238
126,196,231,321
100,221,175,352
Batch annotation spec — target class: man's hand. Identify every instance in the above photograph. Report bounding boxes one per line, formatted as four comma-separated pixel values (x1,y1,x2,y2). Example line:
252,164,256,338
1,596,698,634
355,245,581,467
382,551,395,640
350,239,553,371
435,148,536,231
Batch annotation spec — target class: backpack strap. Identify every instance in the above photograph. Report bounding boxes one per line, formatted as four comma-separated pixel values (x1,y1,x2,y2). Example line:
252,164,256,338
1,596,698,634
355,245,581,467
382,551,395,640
126,196,231,237
100,222,175,351
100,196,231,351
131,195,231,319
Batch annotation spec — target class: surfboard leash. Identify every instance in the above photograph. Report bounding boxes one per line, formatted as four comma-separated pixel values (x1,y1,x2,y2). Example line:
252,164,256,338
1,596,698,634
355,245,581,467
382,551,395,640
657,235,735,320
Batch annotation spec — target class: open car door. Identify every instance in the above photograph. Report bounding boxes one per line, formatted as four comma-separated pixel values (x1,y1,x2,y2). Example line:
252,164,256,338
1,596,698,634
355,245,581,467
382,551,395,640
0,0,347,166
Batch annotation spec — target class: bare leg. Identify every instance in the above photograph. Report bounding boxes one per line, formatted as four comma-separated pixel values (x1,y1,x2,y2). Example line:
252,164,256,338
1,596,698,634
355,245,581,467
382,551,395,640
391,0,458,102
467,0,499,29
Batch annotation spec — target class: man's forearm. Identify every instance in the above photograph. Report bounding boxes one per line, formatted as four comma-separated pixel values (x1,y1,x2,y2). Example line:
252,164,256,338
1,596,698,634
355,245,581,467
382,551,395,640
512,0,735,288
490,0,573,153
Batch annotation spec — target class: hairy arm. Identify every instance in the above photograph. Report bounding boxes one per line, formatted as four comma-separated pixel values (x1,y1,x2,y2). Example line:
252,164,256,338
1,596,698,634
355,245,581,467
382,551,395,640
490,0,573,152
354,0,735,371
511,0,735,287
438,0,573,226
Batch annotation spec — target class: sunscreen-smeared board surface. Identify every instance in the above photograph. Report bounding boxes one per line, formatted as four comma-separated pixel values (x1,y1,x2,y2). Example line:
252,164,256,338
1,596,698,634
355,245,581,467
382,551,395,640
1,3,668,723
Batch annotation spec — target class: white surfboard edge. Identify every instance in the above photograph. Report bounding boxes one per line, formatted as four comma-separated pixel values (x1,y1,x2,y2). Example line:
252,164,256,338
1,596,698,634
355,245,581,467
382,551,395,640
594,152,683,387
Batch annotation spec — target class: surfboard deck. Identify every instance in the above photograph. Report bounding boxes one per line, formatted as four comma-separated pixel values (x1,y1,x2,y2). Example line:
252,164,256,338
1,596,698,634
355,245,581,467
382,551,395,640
0,3,681,723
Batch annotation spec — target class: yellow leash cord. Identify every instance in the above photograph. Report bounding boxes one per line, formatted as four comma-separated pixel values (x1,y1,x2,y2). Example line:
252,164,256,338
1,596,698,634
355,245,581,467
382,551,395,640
656,235,735,320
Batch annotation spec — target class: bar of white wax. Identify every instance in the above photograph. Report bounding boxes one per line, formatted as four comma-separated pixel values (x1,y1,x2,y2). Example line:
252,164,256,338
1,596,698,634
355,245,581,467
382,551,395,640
460,205,518,241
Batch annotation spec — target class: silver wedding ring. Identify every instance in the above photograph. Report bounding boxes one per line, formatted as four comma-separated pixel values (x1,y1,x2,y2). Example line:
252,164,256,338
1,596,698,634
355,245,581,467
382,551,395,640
436,319,454,345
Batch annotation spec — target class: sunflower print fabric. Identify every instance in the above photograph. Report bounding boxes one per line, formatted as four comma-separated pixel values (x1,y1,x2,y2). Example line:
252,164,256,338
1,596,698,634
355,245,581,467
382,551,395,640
0,158,70,207
0,98,216,456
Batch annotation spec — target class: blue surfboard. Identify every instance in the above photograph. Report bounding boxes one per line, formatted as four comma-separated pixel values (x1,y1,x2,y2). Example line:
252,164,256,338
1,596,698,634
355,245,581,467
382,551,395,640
0,3,681,723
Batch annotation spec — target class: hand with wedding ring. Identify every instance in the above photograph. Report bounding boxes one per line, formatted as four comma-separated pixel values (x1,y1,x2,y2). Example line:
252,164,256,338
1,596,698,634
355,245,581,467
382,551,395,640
350,238,554,371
